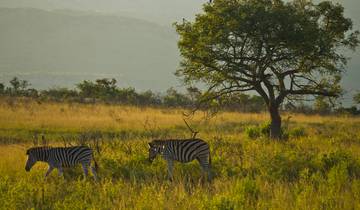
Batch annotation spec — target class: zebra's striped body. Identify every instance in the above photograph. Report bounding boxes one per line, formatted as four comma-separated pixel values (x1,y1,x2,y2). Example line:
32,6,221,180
148,139,211,181
25,146,98,181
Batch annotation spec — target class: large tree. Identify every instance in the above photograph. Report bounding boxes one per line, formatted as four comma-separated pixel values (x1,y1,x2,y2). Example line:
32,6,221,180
175,0,359,139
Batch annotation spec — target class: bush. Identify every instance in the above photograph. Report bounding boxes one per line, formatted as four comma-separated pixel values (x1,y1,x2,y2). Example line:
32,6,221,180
319,150,360,179
244,126,262,139
245,122,279,139
257,150,317,182
210,196,235,210
207,178,259,210
287,127,306,139
244,122,271,139
245,122,306,140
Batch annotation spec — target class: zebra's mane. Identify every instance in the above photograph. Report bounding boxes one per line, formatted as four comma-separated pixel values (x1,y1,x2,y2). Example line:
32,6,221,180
149,140,163,147
26,146,52,155
150,138,202,146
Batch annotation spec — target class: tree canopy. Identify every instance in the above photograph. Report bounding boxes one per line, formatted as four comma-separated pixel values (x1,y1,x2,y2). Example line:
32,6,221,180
175,0,359,138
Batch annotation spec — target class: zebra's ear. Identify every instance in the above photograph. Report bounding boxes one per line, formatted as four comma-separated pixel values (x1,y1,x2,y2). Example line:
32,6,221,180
148,142,153,148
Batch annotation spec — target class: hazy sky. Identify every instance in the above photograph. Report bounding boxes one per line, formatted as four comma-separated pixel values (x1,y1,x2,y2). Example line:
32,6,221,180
0,0,359,24
0,0,359,104
0,0,205,25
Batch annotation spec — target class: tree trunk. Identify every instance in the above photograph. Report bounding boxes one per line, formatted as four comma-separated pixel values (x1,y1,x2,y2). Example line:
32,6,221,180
269,104,282,139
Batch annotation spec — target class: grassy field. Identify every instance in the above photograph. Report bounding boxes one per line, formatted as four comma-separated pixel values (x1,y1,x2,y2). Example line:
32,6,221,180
0,99,360,209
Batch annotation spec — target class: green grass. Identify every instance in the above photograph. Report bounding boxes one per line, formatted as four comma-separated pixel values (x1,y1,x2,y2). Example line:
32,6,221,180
0,100,360,209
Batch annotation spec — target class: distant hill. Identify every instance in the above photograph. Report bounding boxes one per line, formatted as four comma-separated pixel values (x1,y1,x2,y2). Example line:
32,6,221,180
0,3,359,105
0,8,180,90
0,0,202,26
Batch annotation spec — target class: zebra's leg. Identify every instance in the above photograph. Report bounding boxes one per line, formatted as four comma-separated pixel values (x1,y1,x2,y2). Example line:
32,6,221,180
197,156,211,182
90,166,98,182
166,159,174,181
207,167,212,182
204,156,212,182
44,165,54,179
91,157,98,182
206,164,212,182
81,162,89,179
57,166,64,177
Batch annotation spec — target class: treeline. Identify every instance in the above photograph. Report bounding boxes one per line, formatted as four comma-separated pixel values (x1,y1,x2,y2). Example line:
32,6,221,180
0,77,266,112
1,77,360,115
283,95,360,116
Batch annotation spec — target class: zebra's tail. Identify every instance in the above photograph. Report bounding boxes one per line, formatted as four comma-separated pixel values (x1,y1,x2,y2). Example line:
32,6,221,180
209,152,212,167
208,152,212,182
93,157,99,172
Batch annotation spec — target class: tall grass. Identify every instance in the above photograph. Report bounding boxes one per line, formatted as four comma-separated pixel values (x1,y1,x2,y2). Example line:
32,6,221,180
0,100,360,209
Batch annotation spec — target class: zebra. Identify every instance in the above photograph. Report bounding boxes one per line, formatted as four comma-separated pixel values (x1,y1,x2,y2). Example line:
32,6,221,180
25,146,98,181
148,138,211,181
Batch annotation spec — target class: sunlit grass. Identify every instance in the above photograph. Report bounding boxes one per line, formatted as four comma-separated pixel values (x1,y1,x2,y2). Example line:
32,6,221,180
1,99,359,138
0,99,360,209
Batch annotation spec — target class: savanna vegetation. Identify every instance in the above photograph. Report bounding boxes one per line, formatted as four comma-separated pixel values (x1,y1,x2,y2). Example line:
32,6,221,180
0,99,360,209
1,76,360,116
0,77,266,113
1,0,360,209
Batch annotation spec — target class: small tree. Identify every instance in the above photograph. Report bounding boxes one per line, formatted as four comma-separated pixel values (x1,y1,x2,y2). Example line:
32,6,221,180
163,87,191,107
77,78,118,101
314,96,331,115
9,77,21,94
41,88,78,101
175,0,359,139
116,87,139,104
0,83,4,95
186,86,202,104
354,92,360,105
95,78,117,99
8,77,31,96
137,90,162,106
76,80,98,99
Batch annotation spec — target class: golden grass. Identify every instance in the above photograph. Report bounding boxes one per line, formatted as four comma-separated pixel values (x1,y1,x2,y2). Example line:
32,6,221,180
1,100,359,132
0,99,360,209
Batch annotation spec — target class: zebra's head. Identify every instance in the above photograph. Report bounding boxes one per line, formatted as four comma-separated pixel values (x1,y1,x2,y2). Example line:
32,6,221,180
148,140,165,163
25,148,37,172
25,147,50,172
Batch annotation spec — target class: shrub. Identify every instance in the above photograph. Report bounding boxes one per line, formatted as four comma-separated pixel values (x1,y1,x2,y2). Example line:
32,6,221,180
245,122,307,140
244,122,271,139
257,150,317,182
319,151,360,179
244,126,262,139
210,196,235,210
287,127,306,138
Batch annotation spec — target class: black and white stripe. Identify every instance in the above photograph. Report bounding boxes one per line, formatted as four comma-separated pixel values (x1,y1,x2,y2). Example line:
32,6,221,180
148,138,211,181
25,146,98,181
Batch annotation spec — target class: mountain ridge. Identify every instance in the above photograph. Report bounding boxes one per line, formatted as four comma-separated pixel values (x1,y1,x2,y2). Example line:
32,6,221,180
0,7,181,90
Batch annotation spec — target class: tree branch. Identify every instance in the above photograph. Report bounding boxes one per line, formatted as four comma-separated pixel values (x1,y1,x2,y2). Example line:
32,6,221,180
286,89,338,97
183,119,199,139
